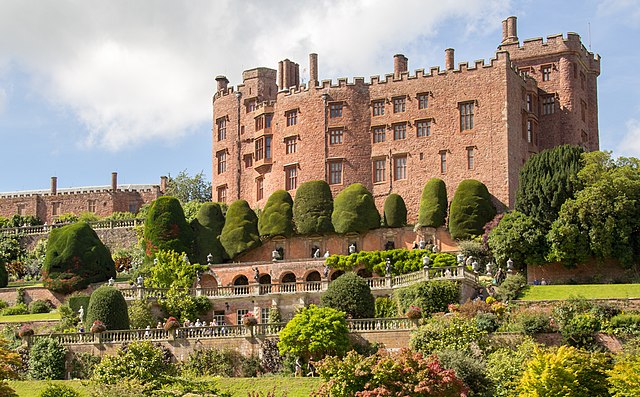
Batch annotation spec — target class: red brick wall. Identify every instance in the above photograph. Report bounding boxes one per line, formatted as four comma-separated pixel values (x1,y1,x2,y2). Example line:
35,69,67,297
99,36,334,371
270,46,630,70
527,259,633,284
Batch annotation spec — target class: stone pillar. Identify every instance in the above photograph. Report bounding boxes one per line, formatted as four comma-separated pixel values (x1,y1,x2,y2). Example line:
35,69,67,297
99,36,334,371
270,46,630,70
393,54,408,77
309,53,318,86
445,48,455,71
111,172,118,191
50,176,57,195
160,175,168,193
215,75,229,92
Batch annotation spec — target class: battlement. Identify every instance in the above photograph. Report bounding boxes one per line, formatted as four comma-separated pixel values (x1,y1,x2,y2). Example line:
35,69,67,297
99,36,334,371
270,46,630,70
0,184,160,199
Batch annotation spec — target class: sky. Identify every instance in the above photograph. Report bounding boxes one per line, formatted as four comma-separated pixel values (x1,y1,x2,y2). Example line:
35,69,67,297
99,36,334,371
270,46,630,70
0,0,639,192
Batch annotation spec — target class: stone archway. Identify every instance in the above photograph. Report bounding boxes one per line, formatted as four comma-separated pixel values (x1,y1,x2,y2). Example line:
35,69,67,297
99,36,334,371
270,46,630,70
281,272,297,293
306,271,321,282
200,273,218,289
233,275,249,295
259,274,272,294
305,270,322,291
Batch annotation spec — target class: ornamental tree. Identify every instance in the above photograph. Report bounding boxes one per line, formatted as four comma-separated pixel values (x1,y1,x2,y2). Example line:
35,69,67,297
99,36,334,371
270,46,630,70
85,286,130,330
321,272,375,319
418,178,448,228
42,222,115,293
382,193,407,227
278,305,349,361
219,200,261,259
332,183,380,234
487,211,547,269
191,202,226,265
164,170,212,204
258,190,294,237
143,196,194,260
145,250,208,289
292,180,334,234
0,339,20,397
27,337,67,380
448,179,496,240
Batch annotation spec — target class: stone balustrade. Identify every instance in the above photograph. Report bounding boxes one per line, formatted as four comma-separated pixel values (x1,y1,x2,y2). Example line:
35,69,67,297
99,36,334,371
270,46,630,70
0,218,145,236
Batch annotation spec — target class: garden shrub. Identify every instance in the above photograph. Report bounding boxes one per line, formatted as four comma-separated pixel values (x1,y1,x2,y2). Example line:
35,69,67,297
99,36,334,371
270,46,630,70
449,179,496,240
181,347,242,377
495,273,527,301
324,248,452,276
486,337,538,397
258,190,294,237
0,300,8,311
142,196,194,260
560,312,601,349
513,309,553,336
190,202,226,265
0,261,7,288
551,297,594,329
608,349,640,397
331,183,380,234
28,337,66,380
436,349,490,396
321,272,375,319
292,180,334,234
395,280,459,317
382,193,407,227
487,211,548,269
2,303,28,316
220,200,261,259
38,383,80,397
145,249,208,289
474,312,500,333
92,340,174,386
410,315,488,355
85,286,130,330
28,300,51,314
374,296,398,318
15,287,25,305
0,338,21,397
41,222,116,293
260,338,283,374
418,178,448,228
608,314,640,335
457,299,492,319
127,299,155,330
69,351,101,380
160,286,210,322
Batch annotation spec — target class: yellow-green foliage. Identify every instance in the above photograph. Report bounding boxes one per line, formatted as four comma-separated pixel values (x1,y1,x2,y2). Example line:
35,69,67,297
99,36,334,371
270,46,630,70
324,249,453,276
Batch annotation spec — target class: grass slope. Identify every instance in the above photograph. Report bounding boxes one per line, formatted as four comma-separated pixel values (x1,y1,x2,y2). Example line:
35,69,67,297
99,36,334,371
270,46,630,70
519,284,640,300
0,311,61,323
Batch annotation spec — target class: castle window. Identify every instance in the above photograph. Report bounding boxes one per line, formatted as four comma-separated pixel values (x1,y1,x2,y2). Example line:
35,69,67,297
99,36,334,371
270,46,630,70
373,126,386,143
329,102,343,118
255,114,273,131
265,136,272,159
393,97,406,113
216,150,227,174
581,100,587,122
372,100,385,116
418,93,429,110
236,309,249,325
439,150,447,174
526,94,532,112
217,185,227,203
128,202,138,213
254,136,272,161
542,65,551,82
256,177,264,201
285,136,297,154
466,147,475,170
244,154,253,168
542,95,555,115
52,202,61,216
328,161,343,185
329,129,343,145
373,159,386,183
393,123,406,140
580,71,586,90
260,307,270,324
88,200,96,213
247,100,256,113
459,101,474,131
416,120,431,137
16,204,25,216
394,156,407,181
255,139,264,161
216,117,227,141
285,165,298,190
526,120,537,144
286,109,298,126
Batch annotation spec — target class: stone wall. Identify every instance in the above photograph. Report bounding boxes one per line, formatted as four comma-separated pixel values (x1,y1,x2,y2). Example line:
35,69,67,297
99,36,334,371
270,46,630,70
527,259,637,285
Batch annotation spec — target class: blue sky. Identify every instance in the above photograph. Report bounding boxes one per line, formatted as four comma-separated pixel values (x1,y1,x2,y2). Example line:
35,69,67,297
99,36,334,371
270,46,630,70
0,0,638,192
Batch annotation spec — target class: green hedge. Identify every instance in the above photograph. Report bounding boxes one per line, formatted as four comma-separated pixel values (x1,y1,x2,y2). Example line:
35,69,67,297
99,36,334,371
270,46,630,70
396,280,460,316
68,294,91,314
191,202,226,265
332,183,380,234
293,180,334,234
220,200,261,259
85,286,130,330
325,249,456,276
382,193,407,228
0,261,7,288
143,196,194,260
258,190,294,237
449,179,496,240
418,178,448,228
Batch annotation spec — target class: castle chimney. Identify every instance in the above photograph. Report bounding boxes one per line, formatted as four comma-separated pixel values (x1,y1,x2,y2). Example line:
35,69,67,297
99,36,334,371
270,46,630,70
293,62,300,87
505,16,518,43
309,53,318,85
445,48,455,70
111,172,118,191
501,19,508,43
215,75,229,92
393,54,408,77
50,176,57,196
282,59,291,89
160,176,168,193
278,61,284,89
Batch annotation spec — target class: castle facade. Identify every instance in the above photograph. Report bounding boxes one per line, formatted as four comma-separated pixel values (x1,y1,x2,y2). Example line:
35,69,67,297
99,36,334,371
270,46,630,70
212,16,600,219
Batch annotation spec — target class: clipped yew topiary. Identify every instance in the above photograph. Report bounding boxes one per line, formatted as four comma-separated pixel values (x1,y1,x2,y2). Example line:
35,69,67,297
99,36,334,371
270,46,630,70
41,222,115,293
332,183,380,234
191,202,226,265
293,180,334,234
220,200,261,259
0,260,7,288
418,178,448,228
449,179,496,240
258,190,294,237
383,193,407,227
85,286,130,330
143,196,194,260
321,272,375,319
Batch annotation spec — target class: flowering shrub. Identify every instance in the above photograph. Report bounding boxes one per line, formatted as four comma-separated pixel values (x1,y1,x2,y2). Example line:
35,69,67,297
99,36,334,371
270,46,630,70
406,305,423,320
90,320,107,334
486,296,496,305
163,317,180,331
242,312,258,327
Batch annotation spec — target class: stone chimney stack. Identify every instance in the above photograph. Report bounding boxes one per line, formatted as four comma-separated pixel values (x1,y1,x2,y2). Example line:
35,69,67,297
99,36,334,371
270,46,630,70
309,53,318,86
160,176,168,193
280,59,300,90
278,61,284,89
393,54,408,77
215,75,229,92
445,48,455,70
502,16,518,44
50,176,57,196
111,172,118,191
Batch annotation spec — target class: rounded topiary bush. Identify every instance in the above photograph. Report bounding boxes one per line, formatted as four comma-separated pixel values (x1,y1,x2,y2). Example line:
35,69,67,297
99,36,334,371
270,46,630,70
258,190,294,237
191,202,226,265
332,184,380,234
321,272,375,319
41,222,115,293
85,286,130,330
293,180,334,234
449,179,496,240
383,193,407,228
143,196,194,260
220,200,261,259
38,383,81,397
418,178,448,228
0,260,8,288
28,337,67,380
28,300,51,314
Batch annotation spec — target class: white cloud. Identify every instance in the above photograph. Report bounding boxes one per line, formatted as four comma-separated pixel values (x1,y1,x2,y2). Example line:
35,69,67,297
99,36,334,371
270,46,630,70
617,118,640,158
0,0,510,150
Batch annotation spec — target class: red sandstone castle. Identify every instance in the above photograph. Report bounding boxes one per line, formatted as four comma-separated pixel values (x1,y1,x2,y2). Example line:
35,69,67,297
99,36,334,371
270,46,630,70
211,16,600,219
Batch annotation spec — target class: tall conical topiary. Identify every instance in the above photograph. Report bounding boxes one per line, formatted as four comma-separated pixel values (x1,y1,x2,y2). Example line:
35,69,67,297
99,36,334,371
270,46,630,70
191,202,226,265
383,193,407,228
449,179,496,240
293,180,334,234
332,183,380,234
42,222,115,293
220,200,261,259
258,190,294,237
418,178,448,228
143,196,194,260
85,285,130,330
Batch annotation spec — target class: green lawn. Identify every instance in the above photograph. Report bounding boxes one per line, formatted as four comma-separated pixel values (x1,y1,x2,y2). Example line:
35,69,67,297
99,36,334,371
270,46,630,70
0,311,61,323
6,281,43,288
519,284,640,300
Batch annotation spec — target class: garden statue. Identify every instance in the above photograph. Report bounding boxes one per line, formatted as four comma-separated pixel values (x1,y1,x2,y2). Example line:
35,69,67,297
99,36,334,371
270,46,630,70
485,262,493,276
465,256,474,267
254,267,260,283
313,248,321,258
136,275,144,287
107,277,114,286
78,305,84,323
385,257,392,276
444,268,452,278
457,253,465,264
323,250,330,259
432,244,439,253
323,264,330,278
272,249,280,261
348,243,356,254
418,239,426,250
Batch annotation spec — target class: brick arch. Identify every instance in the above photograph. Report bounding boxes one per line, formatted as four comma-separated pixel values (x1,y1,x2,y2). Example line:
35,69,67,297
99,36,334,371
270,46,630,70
305,270,321,282
280,272,297,283
200,273,219,289
356,268,372,278
330,270,345,281
233,275,249,285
